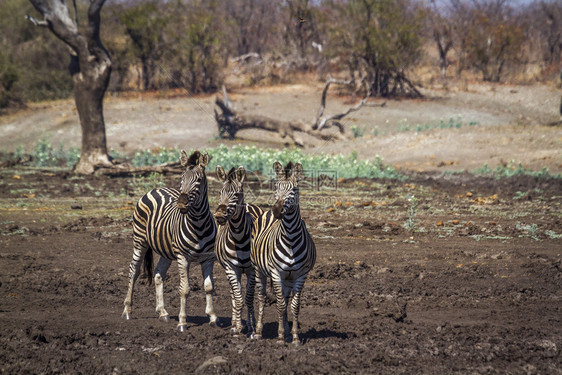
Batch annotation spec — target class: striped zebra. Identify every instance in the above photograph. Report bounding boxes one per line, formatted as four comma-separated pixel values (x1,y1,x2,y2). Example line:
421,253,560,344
214,166,263,336
122,150,218,331
251,161,316,345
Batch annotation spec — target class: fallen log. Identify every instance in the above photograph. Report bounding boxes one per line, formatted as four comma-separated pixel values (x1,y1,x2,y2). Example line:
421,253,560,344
93,161,183,177
215,79,381,147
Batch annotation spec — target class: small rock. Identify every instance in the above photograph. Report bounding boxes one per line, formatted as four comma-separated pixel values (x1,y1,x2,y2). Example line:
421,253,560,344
195,356,228,373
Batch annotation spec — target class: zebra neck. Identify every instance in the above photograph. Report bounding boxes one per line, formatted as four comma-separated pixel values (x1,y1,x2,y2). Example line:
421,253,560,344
185,194,211,221
280,207,303,242
228,203,249,239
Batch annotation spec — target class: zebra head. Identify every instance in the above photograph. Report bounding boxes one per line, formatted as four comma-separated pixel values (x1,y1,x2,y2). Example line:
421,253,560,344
272,161,303,220
177,150,209,214
214,166,246,226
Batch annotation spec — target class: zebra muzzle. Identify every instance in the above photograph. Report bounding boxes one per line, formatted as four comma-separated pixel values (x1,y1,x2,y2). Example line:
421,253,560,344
214,204,228,225
272,199,284,219
177,193,189,214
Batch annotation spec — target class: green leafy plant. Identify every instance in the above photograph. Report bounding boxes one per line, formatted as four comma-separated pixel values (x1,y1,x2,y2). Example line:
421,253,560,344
403,195,419,232
201,145,405,180
351,126,365,138
516,222,540,241
132,148,180,167
31,138,80,167
473,161,560,179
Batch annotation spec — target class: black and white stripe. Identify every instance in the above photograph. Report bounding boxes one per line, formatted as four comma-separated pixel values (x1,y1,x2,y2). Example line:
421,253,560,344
122,151,218,331
251,161,316,344
214,166,263,336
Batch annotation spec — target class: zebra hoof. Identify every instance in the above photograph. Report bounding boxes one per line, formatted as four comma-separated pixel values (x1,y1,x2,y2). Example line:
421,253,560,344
178,325,188,332
251,334,261,340
292,339,302,346
209,318,220,327
276,339,286,345
121,313,131,320
159,315,170,322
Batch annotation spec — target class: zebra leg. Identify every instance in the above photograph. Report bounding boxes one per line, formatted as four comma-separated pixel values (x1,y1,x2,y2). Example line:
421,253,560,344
272,276,290,343
225,268,244,334
201,258,218,326
290,278,307,346
245,267,256,337
154,257,172,321
122,243,147,320
176,253,190,332
253,272,267,340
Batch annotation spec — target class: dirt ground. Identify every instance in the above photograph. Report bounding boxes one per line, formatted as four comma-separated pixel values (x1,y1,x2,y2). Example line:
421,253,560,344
0,81,561,373
0,167,561,374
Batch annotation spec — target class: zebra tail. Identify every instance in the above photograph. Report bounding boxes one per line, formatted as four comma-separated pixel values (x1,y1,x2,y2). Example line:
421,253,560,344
143,247,154,286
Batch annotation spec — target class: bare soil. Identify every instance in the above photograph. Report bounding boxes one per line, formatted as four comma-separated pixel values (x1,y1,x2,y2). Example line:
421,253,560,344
0,167,561,374
0,82,561,374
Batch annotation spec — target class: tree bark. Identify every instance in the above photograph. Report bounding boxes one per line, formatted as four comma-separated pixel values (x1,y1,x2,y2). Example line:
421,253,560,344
28,0,113,174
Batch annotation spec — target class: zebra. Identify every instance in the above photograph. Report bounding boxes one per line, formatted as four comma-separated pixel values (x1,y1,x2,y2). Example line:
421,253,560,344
121,150,218,331
251,161,316,345
214,165,263,336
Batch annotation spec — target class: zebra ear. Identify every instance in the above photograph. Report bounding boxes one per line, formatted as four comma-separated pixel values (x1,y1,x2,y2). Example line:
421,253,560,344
293,162,303,181
273,161,284,180
236,166,246,183
199,153,210,168
216,166,226,181
180,150,189,167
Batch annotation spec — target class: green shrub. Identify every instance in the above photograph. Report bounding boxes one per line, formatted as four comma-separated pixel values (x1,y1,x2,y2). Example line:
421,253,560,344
351,126,365,138
131,148,180,166
32,138,79,167
202,145,404,180
473,161,560,179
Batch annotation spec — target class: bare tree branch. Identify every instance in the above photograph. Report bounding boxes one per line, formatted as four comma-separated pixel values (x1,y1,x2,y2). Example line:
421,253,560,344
231,52,261,63
72,0,78,26
86,0,106,42
29,0,81,52
314,77,352,128
314,76,372,131
25,14,48,27
317,97,368,131
214,82,372,147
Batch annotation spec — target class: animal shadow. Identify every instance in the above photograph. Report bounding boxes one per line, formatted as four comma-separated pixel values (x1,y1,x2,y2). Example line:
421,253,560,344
257,323,349,343
301,327,349,344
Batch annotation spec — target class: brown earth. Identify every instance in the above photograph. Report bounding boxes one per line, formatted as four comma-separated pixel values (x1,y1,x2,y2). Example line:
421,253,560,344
0,81,561,373
0,167,561,374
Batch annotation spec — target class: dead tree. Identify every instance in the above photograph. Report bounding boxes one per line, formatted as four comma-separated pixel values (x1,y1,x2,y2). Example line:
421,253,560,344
27,0,113,174
215,79,376,147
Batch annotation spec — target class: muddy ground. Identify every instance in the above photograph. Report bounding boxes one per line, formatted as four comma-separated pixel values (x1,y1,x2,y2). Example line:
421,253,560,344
0,167,561,374
1,80,561,373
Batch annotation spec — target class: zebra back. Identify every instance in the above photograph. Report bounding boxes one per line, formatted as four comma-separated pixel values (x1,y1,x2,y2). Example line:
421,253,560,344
134,186,216,262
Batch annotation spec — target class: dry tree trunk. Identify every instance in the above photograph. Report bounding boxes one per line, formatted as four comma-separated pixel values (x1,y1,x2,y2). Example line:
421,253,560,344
27,0,113,174
214,79,378,147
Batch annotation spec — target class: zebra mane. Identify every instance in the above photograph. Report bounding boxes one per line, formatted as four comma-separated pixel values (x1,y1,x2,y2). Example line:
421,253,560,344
284,161,294,179
186,151,201,166
227,167,237,181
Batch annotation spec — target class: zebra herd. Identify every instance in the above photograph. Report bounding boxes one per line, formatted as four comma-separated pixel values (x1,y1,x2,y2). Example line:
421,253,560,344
121,150,316,345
